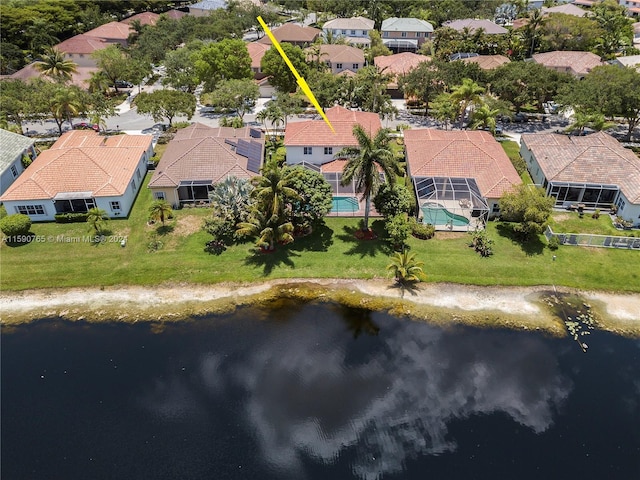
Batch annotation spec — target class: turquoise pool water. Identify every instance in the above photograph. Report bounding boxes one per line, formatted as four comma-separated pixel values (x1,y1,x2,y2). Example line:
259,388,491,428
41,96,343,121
421,204,470,226
332,196,359,213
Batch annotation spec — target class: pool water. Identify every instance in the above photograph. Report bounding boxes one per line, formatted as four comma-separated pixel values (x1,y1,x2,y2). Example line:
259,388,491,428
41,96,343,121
332,196,359,213
421,205,470,226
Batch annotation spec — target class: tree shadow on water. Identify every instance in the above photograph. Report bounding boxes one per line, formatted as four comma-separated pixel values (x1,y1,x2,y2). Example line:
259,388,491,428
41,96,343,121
338,304,380,339
496,222,545,256
243,247,299,276
336,220,391,258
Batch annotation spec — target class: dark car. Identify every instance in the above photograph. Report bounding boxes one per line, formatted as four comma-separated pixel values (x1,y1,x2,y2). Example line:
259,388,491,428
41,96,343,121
499,113,528,123
114,80,133,88
73,122,100,132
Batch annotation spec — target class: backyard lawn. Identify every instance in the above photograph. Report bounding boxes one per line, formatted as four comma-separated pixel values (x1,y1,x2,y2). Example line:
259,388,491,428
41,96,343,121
1,173,638,292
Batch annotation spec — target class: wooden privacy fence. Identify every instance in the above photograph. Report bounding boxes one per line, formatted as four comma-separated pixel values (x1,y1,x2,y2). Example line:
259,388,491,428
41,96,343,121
545,226,640,250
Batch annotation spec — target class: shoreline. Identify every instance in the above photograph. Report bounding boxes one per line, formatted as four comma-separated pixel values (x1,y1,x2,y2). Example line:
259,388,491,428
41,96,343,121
1,280,639,336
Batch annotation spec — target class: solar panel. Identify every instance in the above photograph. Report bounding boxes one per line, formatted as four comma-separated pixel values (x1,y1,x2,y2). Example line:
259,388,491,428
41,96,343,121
236,139,250,158
249,128,262,139
247,156,261,173
224,138,237,149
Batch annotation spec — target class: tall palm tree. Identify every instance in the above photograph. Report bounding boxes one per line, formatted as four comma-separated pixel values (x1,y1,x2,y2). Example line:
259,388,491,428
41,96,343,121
337,125,400,232
523,9,544,57
450,78,485,129
148,200,173,225
86,207,108,236
34,47,78,82
387,250,426,285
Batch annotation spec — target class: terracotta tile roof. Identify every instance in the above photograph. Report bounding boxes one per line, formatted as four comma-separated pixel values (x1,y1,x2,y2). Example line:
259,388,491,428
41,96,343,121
521,132,640,203
284,106,382,147
164,9,187,20
511,18,529,30
322,16,374,31
532,51,603,77
443,19,508,35
247,42,270,70
542,4,587,17
374,52,430,76
404,129,522,199
85,22,133,42
336,69,357,77
307,44,365,65
55,34,108,54
320,158,383,173
3,63,98,88
460,54,510,70
0,131,152,202
121,12,161,26
258,24,321,45
148,124,265,188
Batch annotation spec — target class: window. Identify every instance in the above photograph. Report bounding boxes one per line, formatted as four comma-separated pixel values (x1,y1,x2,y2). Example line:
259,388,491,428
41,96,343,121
16,205,45,215
617,198,626,211
136,168,141,181
342,30,346,35
131,179,137,191
383,31,389,37
336,63,343,69
416,32,421,37
352,63,359,70
324,147,333,155
154,192,166,200
401,32,407,38
304,147,313,155
10,165,18,178
110,201,121,211
350,30,356,35
492,204,500,213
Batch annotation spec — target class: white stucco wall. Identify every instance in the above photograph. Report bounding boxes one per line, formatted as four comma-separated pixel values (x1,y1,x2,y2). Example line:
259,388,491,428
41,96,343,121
1,157,25,196
285,145,348,164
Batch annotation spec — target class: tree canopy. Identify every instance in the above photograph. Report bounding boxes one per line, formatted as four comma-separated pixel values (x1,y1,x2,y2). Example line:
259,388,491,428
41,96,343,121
135,89,196,126
261,43,308,93
499,185,554,239
193,39,252,93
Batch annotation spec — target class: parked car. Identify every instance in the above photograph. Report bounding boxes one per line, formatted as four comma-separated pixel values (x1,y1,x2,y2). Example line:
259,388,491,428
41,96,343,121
499,113,528,123
114,80,133,89
73,122,100,132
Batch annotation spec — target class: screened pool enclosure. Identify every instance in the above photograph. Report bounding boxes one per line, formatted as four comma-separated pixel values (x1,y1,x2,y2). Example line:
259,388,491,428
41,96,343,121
413,177,489,230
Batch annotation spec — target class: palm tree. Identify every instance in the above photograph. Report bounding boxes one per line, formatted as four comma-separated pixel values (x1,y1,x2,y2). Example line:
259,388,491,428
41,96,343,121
265,103,285,138
88,71,111,94
337,125,400,232
236,209,294,251
251,158,300,223
148,200,173,226
387,250,426,285
469,103,500,133
450,78,485,129
565,111,615,135
34,47,78,82
86,207,108,236
523,9,544,57
48,86,85,134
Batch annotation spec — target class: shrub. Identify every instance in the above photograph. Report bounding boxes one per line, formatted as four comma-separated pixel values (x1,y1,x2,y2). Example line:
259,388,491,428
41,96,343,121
469,230,494,257
591,209,600,220
548,236,560,250
54,212,89,223
0,204,7,219
204,239,226,255
410,220,435,240
0,214,32,238
203,216,235,242
385,214,411,249
373,184,413,219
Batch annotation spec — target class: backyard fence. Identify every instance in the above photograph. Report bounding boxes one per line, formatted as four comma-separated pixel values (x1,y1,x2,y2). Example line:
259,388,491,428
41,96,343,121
545,226,640,250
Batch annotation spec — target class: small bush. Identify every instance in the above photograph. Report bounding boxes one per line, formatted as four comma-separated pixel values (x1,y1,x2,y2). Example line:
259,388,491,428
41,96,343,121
385,214,411,250
0,204,7,219
203,216,234,242
469,230,494,257
0,214,32,237
204,239,226,255
591,209,600,219
54,212,89,223
548,236,560,250
411,220,435,240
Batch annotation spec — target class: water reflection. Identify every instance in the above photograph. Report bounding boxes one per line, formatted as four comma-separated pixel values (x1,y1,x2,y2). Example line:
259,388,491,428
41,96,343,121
139,304,571,479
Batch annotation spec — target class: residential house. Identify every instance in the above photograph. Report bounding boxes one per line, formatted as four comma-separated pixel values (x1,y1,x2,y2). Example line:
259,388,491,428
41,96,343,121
443,19,509,35
321,16,374,47
121,12,161,27
0,129,37,196
380,17,434,53
532,51,603,78
0,130,153,221
404,129,522,229
542,3,587,16
258,24,322,47
374,52,430,96
634,22,640,45
619,0,640,16
460,54,511,70
520,132,640,225
164,9,187,20
614,54,640,72
148,124,265,207
284,106,381,165
188,0,227,17
247,42,270,79
84,21,134,47
307,44,365,75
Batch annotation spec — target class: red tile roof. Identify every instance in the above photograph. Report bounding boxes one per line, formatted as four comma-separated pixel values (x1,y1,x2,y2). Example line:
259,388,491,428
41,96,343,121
247,42,270,70
308,44,365,64
121,12,161,26
460,54,510,70
284,106,382,147
404,129,522,199
164,9,187,19
532,51,603,77
521,132,640,203
374,52,430,76
85,22,133,42
0,131,152,201
258,24,321,45
55,34,108,54
148,123,265,188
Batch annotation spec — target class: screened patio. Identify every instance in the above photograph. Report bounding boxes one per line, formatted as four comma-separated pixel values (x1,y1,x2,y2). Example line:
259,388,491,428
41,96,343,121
178,180,213,204
413,177,489,230
547,182,619,210
53,192,96,214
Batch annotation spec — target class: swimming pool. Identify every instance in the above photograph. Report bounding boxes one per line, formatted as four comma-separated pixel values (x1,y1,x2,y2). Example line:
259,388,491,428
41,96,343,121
420,203,470,226
332,196,359,213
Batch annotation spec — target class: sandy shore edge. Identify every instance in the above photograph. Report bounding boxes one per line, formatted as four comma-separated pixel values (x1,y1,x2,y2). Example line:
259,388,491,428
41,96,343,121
1,280,638,334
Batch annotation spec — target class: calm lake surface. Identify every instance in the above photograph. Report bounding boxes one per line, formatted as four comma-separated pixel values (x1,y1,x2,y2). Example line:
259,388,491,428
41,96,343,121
2,300,640,480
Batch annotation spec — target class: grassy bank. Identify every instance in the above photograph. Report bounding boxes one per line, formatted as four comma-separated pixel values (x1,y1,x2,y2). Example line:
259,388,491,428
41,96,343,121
1,173,638,292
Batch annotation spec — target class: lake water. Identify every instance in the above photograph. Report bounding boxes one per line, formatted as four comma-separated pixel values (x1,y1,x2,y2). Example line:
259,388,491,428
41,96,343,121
2,300,639,479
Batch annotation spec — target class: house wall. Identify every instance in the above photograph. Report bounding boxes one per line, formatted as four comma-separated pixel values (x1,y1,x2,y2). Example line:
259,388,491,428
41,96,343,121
1,157,26,196
328,61,363,75
3,199,56,222
97,156,148,218
519,141,546,185
616,191,640,227
64,52,98,68
148,187,180,208
285,145,348,164
323,28,371,39
381,30,431,45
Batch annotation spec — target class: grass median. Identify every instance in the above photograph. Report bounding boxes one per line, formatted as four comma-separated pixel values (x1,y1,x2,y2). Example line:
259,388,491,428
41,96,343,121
1,174,638,292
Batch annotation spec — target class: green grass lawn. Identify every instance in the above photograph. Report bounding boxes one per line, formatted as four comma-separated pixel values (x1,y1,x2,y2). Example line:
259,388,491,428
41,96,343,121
501,141,533,184
1,174,638,292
